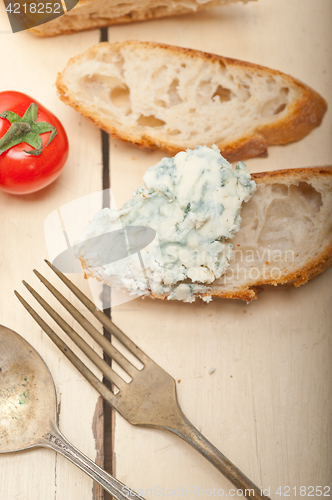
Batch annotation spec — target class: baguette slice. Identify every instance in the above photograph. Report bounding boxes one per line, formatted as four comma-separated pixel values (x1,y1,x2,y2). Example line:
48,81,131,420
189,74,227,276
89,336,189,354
185,166,332,302
56,41,327,162
30,0,254,37
79,166,332,302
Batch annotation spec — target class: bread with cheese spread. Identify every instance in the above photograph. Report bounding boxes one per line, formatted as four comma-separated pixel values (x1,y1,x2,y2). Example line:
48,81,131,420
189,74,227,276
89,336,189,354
56,41,327,162
78,164,332,303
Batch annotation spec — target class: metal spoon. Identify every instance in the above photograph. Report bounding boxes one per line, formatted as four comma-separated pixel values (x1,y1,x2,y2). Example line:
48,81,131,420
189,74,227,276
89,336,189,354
0,325,144,500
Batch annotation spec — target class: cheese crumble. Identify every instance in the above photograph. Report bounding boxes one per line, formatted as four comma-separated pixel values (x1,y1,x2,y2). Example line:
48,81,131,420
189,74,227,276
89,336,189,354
75,145,256,302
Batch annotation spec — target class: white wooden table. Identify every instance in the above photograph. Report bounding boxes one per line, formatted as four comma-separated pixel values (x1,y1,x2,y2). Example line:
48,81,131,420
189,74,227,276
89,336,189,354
0,1,331,499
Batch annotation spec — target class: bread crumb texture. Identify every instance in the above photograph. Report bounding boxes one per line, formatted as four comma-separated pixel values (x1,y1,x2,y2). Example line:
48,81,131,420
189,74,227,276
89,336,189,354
207,166,332,301
56,41,327,162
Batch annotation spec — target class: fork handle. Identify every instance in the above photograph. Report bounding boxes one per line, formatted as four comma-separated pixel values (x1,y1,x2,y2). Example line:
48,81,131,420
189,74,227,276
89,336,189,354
169,411,271,500
41,425,145,500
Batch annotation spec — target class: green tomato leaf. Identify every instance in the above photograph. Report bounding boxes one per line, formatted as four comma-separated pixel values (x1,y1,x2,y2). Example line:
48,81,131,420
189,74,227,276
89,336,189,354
22,103,38,124
31,121,57,146
0,110,23,123
0,122,31,155
0,102,58,156
46,126,57,146
0,135,26,155
22,132,43,156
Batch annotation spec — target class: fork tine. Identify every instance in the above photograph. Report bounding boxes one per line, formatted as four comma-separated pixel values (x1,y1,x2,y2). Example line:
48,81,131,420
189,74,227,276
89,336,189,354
33,269,139,378
14,290,119,407
19,281,127,391
45,259,150,364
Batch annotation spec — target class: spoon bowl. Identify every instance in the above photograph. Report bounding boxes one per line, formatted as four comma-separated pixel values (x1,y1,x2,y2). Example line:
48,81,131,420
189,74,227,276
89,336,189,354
0,325,56,452
0,325,143,500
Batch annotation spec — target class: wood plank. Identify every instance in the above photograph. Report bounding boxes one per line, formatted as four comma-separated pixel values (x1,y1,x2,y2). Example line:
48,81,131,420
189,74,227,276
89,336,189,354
1,0,331,499
0,7,104,499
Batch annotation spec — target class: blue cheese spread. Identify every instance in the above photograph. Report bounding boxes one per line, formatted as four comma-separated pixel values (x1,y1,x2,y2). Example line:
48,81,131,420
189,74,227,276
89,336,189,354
75,145,256,302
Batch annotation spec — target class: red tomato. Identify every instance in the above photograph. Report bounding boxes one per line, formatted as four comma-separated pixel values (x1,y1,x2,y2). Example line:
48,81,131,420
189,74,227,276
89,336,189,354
0,91,69,194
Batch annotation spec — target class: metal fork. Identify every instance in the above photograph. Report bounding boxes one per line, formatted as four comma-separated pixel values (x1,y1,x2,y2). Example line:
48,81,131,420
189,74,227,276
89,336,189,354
15,260,271,500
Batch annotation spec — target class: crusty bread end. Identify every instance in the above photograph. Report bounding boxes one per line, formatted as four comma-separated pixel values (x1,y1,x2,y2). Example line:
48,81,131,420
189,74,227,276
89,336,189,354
29,0,254,37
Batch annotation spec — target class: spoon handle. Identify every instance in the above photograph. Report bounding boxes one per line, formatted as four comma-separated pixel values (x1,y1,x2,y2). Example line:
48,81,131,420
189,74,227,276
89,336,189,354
42,426,145,500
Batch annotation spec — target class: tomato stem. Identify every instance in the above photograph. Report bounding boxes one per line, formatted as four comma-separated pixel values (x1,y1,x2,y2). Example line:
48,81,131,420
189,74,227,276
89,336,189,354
0,103,57,156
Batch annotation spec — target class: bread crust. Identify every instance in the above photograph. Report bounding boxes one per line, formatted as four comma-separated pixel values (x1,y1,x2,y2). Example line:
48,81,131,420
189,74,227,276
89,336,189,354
56,41,327,163
200,166,332,301
29,0,253,37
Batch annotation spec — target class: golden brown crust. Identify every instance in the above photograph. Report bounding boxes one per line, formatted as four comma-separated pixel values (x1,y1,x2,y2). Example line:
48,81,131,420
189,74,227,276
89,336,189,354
29,9,156,37
251,165,332,183
150,286,261,301
201,166,332,301
29,0,252,37
56,41,327,163
210,241,332,302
